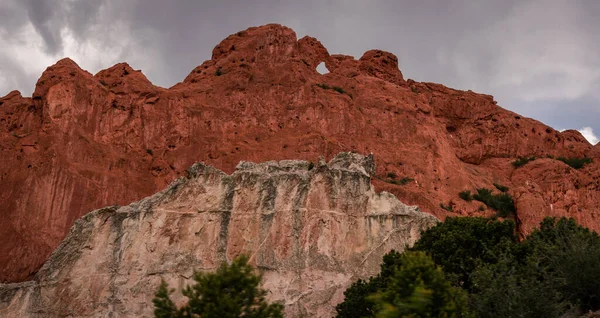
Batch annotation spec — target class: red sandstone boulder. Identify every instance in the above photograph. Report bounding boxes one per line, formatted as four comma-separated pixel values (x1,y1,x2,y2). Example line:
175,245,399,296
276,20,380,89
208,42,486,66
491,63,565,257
1,23,598,282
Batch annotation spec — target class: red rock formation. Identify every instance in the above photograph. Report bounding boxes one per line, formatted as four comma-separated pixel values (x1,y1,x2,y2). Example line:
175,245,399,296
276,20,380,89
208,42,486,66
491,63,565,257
1,23,598,283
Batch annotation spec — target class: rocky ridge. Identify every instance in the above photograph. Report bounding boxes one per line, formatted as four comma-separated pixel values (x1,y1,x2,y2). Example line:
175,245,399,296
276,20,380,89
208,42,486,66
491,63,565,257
1,23,599,283
0,153,437,317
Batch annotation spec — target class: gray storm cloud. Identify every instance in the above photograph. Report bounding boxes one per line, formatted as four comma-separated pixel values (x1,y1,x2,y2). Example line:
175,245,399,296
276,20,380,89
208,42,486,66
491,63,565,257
0,0,598,143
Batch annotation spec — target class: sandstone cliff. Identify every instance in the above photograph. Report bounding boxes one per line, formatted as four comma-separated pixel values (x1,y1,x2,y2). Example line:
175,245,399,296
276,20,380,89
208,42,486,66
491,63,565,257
1,23,599,283
0,153,437,317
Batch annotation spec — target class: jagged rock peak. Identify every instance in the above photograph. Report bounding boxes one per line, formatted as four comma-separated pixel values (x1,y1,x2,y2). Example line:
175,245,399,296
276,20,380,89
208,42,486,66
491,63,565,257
32,57,92,98
231,152,375,177
0,90,24,100
94,62,157,92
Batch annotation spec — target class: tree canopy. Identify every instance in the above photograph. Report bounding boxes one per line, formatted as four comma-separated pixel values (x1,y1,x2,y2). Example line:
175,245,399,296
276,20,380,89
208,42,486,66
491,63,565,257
153,255,283,318
336,216,600,318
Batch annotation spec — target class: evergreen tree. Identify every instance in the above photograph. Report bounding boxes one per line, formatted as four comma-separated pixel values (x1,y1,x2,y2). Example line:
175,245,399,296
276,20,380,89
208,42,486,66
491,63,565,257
336,250,403,317
370,251,472,318
411,217,518,291
153,255,283,318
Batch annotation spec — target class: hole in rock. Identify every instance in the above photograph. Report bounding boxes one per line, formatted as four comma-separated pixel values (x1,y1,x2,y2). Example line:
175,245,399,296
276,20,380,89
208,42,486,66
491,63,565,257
316,62,329,75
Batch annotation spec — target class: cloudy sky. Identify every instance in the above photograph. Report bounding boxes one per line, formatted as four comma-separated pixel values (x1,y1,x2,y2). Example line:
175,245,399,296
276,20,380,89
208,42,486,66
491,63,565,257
1,0,599,144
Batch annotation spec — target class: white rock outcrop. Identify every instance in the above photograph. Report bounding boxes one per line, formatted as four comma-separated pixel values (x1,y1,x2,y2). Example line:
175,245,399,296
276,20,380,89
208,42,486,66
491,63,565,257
0,153,437,317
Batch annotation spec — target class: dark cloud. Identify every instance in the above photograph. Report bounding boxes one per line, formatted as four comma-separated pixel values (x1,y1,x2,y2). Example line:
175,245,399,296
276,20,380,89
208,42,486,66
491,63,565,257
0,0,598,142
22,0,61,54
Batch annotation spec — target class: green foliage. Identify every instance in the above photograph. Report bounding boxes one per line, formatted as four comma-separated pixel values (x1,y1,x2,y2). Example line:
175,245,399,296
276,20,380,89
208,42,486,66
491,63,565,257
492,183,509,193
215,68,223,76
153,281,178,318
472,188,515,218
458,190,473,202
411,217,518,292
153,255,283,318
333,86,346,94
511,156,536,168
471,254,566,318
393,177,413,185
146,148,153,156
557,156,593,169
316,83,349,96
525,217,600,312
471,217,600,316
410,86,419,94
440,203,453,212
370,251,472,318
336,250,403,318
338,217,600,317
383,175,413,186
308,161,315,170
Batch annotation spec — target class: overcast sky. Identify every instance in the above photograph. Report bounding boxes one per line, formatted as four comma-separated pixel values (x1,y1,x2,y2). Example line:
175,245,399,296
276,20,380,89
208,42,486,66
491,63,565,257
1,0,598,144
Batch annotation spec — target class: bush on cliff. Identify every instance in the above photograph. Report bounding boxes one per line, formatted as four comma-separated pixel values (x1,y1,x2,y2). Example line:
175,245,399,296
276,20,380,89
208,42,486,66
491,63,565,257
472,188,515,218
153,255,283,318
557,156,593,169
511,156,536,168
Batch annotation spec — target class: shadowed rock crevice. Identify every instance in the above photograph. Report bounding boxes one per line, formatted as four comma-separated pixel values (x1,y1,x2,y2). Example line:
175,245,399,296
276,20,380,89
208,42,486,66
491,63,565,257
0,152,437,317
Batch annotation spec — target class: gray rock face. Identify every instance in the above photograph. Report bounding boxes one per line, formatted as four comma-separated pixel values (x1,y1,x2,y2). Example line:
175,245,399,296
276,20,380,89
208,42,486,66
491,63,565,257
0,152,437,317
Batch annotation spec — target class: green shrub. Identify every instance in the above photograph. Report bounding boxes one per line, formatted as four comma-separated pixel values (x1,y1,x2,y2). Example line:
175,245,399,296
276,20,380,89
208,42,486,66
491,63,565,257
459,190,473,202
512,156,536,168
473,188,493,202
398,177,413,185
387,172,397,179
473,188,515,218
315,83,349,96
332,86,346,94
557,157,592,169
307,161,314,170
215,68,223,76
146,148,153,156
440,203,453,212
387,177,413,185
493,183,509,193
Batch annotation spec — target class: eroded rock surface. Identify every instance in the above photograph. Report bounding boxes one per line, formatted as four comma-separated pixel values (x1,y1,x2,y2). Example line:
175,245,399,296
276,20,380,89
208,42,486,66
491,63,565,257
0,153,437,317
1,23,599,283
